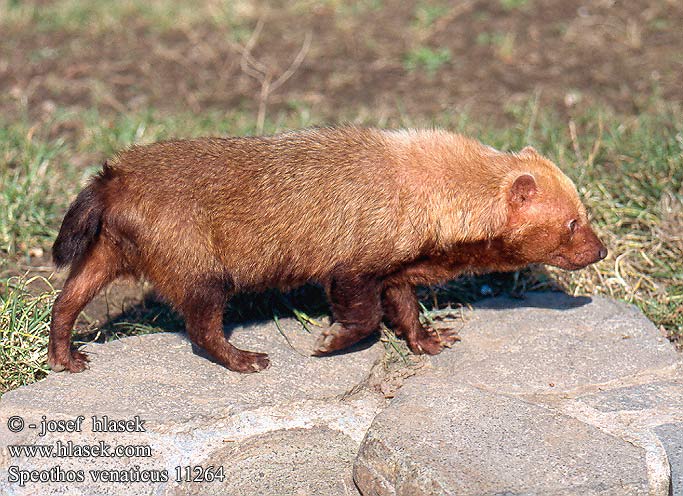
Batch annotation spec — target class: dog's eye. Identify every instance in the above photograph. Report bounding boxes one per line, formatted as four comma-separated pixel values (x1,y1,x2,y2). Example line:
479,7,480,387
568,219,577,233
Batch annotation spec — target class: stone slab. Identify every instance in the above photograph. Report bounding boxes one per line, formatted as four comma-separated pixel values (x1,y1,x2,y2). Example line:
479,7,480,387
655,424,683,496
570,378,683,496
167,426,360,496
0,319,385,496
354,377,649,495
577,379,683,412
430,293,679,395
2,292,680,496
355,292,682,496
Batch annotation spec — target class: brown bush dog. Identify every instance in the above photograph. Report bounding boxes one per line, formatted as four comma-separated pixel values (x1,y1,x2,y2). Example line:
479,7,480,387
48,127,607,374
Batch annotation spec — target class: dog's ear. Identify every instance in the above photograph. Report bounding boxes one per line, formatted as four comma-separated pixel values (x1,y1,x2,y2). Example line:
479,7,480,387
509,174,537,206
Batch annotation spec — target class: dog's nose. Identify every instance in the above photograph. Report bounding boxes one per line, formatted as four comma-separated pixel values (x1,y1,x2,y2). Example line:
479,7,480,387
598,246,608,260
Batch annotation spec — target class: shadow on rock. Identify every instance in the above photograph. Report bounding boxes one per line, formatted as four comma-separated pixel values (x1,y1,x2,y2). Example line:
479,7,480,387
474,292,592,311
89,285,331,342
87,266,573,346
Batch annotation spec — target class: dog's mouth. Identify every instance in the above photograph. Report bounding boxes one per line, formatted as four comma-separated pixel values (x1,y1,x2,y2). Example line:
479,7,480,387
547,253,590,271
547,245,607,271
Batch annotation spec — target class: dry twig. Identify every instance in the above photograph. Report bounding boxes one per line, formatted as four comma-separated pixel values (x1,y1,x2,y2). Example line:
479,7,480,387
233,19,312,134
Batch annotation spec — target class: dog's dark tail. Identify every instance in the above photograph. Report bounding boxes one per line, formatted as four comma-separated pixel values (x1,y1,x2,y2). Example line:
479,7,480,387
52,164,112,268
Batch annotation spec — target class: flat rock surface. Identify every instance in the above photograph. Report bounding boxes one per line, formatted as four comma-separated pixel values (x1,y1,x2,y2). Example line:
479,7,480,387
2,318,381,422
355,293,683,496
2,292,681,496
0,318,384,496
655,424,683,496
168,426,360,496
429,293,679,395
355,378,650,495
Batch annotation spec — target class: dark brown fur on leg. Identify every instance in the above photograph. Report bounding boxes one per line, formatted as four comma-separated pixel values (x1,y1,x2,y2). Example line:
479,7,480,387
48,241,119,372
180,276,270,373
382,283,459,355
314,272,383,355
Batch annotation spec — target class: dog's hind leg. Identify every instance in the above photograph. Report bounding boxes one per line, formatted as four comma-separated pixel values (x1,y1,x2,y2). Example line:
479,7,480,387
48,239,121,372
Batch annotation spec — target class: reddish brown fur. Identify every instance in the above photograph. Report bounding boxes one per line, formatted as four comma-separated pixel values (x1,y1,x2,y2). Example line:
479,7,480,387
48,127,606,373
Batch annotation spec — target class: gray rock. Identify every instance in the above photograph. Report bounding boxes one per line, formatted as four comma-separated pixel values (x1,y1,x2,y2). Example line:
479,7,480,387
430,293,679,395
570,379,683,496
355,292,682,496
2,292,681,496
655,424,683,496
355,377,649,495
2,319,381,422
0,319,385,496
577,380,683,412
167,427,360,496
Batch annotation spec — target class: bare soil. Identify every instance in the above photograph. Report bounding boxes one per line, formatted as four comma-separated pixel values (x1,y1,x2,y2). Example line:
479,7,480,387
2,0,682,126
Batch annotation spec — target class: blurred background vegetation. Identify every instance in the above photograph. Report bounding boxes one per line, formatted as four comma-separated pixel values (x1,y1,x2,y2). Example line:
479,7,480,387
1,0,681,393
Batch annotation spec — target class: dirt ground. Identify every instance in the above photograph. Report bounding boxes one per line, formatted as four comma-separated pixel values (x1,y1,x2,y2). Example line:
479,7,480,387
2,0,682,125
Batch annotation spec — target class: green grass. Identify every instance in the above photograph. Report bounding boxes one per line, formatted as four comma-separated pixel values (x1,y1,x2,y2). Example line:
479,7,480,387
403,46,452,75
0,124,71,255
413,2,449,29
0,276,55,393
499,0,531,11
1,102,681,395
0,0,252,33
475,31,517,61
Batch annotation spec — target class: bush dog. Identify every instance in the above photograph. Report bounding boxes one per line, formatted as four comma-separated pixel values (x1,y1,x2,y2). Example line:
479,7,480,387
49,127,607,373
